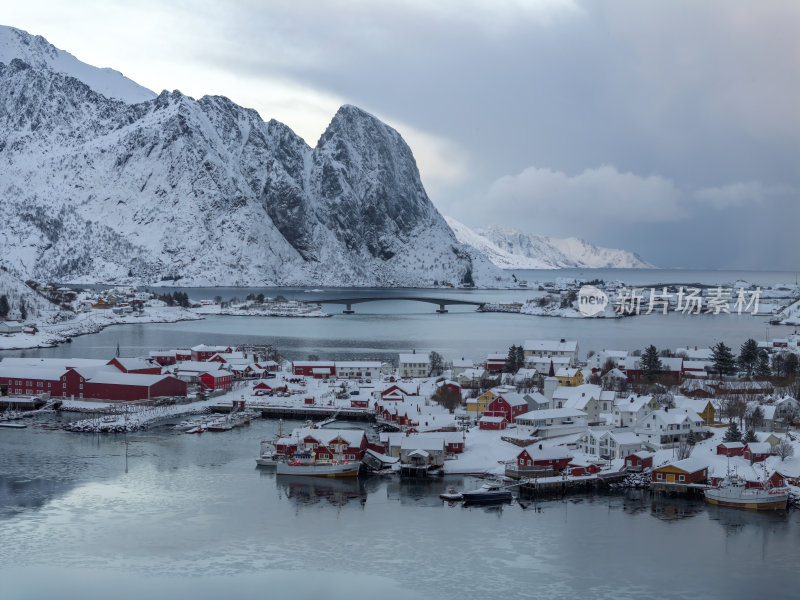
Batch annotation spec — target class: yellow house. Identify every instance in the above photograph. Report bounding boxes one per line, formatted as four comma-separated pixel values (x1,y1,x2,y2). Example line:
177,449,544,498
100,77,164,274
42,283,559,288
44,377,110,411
466,389,497,415
696,401,715,426
555,368,583,387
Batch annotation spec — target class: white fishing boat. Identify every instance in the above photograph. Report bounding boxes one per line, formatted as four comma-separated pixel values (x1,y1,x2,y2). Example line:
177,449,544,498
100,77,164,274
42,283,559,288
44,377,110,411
255,441,283,467
276,452,361,478
439,486,463,501
704,472,788,511
461,482,513,503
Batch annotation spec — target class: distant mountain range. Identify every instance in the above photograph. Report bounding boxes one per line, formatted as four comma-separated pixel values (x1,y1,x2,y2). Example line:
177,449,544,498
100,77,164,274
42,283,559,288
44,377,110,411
445,217,653,270
0,25,503,287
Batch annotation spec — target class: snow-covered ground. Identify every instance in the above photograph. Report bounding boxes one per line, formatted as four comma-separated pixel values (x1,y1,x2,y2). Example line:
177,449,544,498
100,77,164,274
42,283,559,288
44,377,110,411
192,301,330,318
0,305,200,350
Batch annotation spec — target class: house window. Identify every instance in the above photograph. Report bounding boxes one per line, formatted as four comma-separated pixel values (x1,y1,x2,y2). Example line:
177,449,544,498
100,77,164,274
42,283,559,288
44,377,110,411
679,475,685,482
657,473,663,480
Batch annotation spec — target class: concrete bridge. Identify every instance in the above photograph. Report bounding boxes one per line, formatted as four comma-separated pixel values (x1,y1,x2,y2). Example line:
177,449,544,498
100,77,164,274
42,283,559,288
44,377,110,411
307,296,486,314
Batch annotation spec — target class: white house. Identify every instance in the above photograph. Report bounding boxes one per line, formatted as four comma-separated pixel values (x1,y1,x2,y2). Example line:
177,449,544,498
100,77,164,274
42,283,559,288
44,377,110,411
613,394,660,428
523,339,579,365
451,358,474,377
576,428,646,459
514,408,588,438
334,361,383,379
634,407,705,448
398,352,431,378
588,349,629,371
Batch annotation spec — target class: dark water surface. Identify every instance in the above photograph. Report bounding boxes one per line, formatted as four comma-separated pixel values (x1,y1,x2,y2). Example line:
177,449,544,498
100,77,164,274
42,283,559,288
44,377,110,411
1,417,798,600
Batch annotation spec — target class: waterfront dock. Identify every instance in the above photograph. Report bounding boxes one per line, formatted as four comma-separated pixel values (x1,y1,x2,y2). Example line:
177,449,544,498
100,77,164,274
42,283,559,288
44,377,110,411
519,471,628,498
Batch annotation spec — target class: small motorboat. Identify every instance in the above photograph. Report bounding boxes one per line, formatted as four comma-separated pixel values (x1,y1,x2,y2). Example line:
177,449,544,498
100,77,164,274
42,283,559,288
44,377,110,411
461,482,513,504
256,441,282,467
440,486,463,501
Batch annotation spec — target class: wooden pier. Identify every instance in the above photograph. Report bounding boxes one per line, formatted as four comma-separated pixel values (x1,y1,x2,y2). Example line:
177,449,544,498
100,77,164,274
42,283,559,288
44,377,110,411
650,482,710,498
519,471,628,498
210,404,375,422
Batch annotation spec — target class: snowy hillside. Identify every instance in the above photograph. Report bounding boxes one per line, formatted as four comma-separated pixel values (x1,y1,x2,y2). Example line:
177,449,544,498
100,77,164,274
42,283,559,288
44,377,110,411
0,25,155,103
0,27,504,288
445,217,653,269
0,267,64,322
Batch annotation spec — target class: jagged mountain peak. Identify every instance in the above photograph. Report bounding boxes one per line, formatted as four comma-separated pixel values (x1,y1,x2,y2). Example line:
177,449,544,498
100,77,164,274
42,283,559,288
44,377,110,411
446,217,653,270
0,26,505,287
0,24,156,104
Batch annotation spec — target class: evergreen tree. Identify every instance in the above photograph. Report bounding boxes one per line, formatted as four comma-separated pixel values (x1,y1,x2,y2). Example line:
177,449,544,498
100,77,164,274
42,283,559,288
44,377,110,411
19,299,27,321
504,345,518,373
640,345,663,382
514,345,526,371
785,353,799,377
738,338,759,378
723,421,742,442
687,429,697,446
743,428,758,444
0,295,9,318
712,342,737,376
755,351,772,378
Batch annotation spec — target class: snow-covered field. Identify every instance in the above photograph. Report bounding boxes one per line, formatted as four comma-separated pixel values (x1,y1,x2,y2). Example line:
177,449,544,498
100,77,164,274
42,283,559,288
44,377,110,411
0,306,200,350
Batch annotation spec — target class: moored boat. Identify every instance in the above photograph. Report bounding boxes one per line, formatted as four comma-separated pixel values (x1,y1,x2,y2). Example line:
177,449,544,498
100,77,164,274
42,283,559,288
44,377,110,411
276,452,361,478
256,441,283,467
704,473,788,510
461,482,513,504
440,486,463,501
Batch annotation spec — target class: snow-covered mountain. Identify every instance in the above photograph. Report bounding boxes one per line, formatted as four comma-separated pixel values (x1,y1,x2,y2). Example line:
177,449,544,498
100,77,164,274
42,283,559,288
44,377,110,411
0,25,155,103
445,217,653,269
0,26,504,287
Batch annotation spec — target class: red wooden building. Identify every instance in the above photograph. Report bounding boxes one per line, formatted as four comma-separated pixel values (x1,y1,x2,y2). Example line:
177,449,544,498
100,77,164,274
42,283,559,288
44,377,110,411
743,443,772,463
175,349,192,362
191,345,233,362
253,382,276,396
107,357,162,375
486,353,506,373
291,361,336,378
516,447,572,471
380,385,412,401
625,452,654,470
569,461,602,477
484,394,528,423
63,368,187,401
199,371,233,392
716,442,745,457
150,351,177,366
479,415,507,430
350,398,369,408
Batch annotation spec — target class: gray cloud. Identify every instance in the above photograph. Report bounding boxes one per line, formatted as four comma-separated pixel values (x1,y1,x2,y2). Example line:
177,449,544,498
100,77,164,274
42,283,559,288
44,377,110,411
4,0,799,268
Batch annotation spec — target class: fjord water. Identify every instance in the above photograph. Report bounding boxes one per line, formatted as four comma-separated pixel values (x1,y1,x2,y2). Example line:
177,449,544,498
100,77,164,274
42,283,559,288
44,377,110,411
2,268,799,598
5,269,799,363
1,418,798,600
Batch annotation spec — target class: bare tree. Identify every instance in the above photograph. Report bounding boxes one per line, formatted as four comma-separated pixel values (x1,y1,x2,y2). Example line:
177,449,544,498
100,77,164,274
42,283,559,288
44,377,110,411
428,351,444,377
775,438,795,461
431,385,463,412
676,438,693,460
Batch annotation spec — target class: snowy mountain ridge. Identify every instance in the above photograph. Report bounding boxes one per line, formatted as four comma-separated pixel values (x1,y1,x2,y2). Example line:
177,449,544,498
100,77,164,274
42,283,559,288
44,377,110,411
0,25,156,103
445,217,653,269
0,26,505,287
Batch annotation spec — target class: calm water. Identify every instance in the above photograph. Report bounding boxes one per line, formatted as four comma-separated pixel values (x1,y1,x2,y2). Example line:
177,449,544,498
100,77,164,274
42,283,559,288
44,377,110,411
1,417,798,600
2,269,799,598
15,268,790,363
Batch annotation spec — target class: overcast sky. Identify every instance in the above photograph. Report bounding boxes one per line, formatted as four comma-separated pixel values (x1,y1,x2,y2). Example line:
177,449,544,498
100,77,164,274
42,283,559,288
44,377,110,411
5,1,799,269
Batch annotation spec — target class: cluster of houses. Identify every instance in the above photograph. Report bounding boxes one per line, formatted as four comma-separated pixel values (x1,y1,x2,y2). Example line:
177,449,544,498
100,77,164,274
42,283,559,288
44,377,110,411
0,343,284,402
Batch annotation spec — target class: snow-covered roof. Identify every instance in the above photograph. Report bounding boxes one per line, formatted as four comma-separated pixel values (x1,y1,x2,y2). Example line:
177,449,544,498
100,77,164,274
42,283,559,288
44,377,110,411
75,368,174,387
718,441,745,449
173,361,226,373
602,368,627,380
294,427,366,448
109,357,157,371
486,353,506,361
495,392,528,407
556,367,581,378
400,435,445,452
553,384,600,402
399,353,430,364
746,442,772,455
0,357,108,369
516,408,586,421
523,339,578,353
452,358,474,368
0,365,68,381
334,361,382,368
614,394,653,412
191,344,231,352
480,415,507,423
657,457,708,474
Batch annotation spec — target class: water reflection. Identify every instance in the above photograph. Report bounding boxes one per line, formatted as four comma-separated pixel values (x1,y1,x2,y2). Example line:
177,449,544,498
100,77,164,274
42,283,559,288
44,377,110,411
273,475,368,508
649,498,703,521
0,474,77,517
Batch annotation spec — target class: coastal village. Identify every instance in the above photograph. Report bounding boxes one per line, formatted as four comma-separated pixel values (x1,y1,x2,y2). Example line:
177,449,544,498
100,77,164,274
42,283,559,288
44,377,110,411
2,323,800,507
